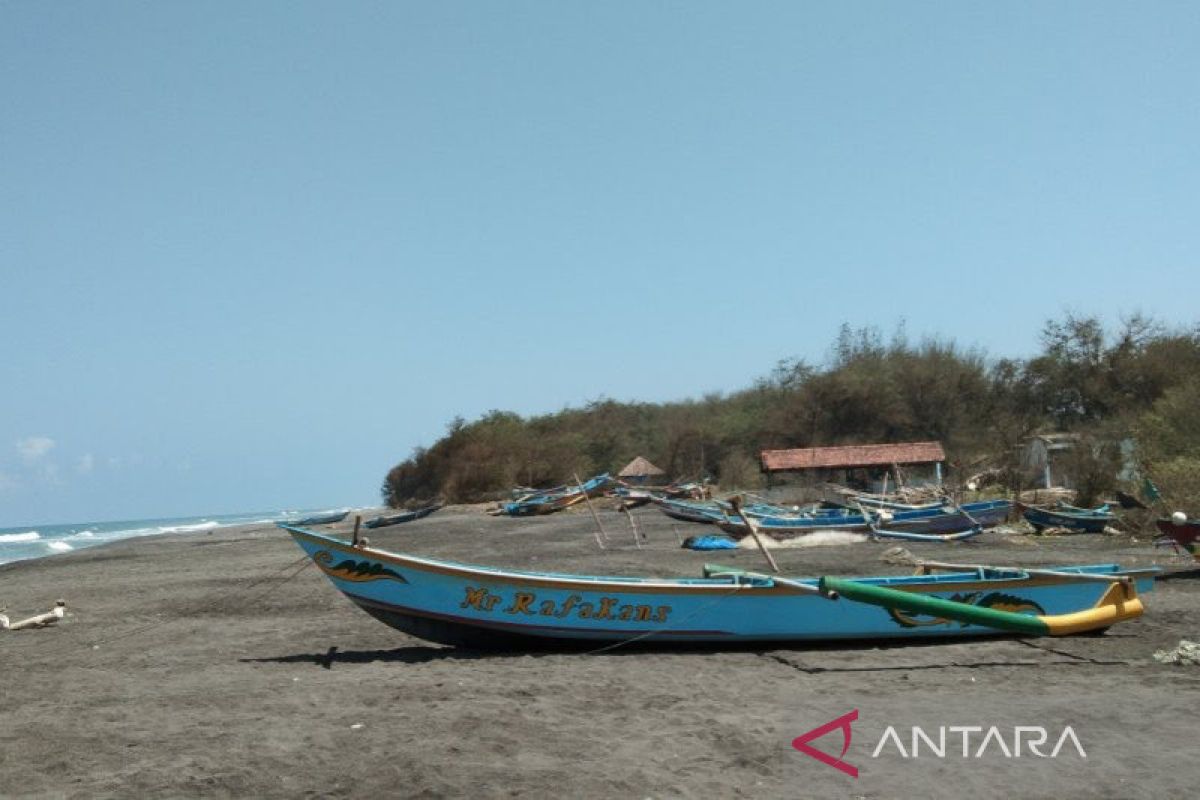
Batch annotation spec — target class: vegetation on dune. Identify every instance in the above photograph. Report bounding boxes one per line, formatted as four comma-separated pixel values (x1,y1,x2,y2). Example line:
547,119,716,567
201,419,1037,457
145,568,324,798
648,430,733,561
383,315,1200,509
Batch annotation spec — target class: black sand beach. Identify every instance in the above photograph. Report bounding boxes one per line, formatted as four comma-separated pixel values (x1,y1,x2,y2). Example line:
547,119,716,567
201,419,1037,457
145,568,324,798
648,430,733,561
2,508,1198,798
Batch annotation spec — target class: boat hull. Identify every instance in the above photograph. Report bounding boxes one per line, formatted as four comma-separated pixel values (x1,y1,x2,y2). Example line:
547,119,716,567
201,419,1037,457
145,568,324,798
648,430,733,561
1021,505,1113,533
1156,518,1200,560
284,525,1153,648
365,504,441,529
876,500,1012,535
288,510,350,526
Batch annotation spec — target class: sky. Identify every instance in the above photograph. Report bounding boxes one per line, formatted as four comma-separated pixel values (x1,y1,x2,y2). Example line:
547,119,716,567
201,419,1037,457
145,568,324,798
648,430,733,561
2,2,1198,526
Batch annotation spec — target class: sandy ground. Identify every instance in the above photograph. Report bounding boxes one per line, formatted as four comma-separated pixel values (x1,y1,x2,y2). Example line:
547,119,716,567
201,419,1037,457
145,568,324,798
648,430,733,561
1,506,1198,799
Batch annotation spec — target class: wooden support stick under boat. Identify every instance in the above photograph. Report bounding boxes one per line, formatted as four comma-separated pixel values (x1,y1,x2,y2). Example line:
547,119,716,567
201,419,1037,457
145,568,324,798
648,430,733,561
729,495,780,574
621,505,643,549
940,493,984,531
352,515,362,547
575,472,607,549
852,500,885,539
1,600,66,631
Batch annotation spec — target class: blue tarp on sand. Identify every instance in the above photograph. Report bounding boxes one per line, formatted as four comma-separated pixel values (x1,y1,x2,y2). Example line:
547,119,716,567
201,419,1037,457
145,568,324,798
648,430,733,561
683,535,738,551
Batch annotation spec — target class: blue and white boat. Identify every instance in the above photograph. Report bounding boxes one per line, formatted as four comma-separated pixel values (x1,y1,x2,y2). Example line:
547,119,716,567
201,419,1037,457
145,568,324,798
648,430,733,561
496,474,613,517
717,499,1013,541
283,525,1154,648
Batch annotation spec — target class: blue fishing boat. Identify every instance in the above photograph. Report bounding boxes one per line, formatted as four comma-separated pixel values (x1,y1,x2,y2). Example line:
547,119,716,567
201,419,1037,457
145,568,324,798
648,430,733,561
364,504,441,529
719,500,1012,540
651,496,829,525
286,510,350,526
282,524,1154,648
496,474,613,517
1020,502,1115,533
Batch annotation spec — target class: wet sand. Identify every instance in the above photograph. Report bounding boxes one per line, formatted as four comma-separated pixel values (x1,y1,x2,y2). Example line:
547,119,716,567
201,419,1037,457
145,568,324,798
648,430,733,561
1,507,1198,798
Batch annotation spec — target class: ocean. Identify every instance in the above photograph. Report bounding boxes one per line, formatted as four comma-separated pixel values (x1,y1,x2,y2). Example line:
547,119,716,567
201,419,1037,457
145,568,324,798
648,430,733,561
0,507,350,566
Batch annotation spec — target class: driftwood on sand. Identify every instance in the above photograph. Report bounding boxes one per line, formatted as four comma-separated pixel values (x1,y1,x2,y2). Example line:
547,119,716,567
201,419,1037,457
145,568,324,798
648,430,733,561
0,600,66,632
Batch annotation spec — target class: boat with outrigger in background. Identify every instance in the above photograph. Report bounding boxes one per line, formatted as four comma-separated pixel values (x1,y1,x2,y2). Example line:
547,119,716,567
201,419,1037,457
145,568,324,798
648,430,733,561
650,493,1012,543
281,523,1156,649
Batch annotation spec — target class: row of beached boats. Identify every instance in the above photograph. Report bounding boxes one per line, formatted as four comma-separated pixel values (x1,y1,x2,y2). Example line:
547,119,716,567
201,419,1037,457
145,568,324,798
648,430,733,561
274,474,1196,650
489,474,1135,540
646,491,1151,542
290,478,1197,560
650,495,1013,543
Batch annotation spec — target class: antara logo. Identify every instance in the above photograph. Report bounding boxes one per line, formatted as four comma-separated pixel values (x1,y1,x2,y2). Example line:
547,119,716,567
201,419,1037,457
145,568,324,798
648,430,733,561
793,711,1086,778
791,709,859,778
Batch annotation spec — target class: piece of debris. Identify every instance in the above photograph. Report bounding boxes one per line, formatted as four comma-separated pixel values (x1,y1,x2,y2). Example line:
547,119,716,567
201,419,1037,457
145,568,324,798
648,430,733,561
880,546,916,565
0,599,67,632
1153,640,1200,666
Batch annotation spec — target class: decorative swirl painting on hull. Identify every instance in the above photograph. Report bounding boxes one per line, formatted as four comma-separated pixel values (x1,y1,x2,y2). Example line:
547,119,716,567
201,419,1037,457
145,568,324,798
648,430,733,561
889,592,1044,629
313,550,408,583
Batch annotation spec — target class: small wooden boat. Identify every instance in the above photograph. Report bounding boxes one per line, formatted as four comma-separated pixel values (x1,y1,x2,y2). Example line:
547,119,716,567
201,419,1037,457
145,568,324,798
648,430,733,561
286,510,350,526
1155,516,1200,561
283,524,1154,648
364,504,441,529
650,497,733,524
614,482,709,509
1020,502,1115,533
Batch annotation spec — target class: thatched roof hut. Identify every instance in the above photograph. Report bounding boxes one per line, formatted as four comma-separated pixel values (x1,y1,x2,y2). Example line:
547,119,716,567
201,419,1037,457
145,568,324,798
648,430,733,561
618,456,665,483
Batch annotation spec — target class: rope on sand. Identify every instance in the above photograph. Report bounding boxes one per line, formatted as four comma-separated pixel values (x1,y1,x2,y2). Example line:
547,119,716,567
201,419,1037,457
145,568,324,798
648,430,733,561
84,556,315,650
0,554,314,657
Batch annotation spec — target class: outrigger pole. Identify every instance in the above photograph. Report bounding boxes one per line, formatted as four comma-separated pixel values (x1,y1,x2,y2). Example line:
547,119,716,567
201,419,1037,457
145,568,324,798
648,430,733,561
819,576,1143,637
728,495,780,574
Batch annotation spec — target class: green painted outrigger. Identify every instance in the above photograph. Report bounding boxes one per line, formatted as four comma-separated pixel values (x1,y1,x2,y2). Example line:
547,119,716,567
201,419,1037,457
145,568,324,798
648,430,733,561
820,575,1138,636
710,560,1152,638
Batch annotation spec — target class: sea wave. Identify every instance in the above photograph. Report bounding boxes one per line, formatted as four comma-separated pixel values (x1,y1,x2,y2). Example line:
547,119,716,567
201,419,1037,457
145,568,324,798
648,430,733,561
156,521,220,534
0,531,40,544
47,541,73,552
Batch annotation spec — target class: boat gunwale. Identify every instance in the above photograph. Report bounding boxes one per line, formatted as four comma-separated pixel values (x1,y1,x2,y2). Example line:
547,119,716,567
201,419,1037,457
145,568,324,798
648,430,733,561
282,525,1155,596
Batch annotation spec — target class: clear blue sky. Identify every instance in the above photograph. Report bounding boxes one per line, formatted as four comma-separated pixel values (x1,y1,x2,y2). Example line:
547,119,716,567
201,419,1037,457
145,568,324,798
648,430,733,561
3,2,1197,526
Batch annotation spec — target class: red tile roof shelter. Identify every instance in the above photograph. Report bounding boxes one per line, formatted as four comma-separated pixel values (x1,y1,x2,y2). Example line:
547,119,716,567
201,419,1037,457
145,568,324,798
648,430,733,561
761,441,946,472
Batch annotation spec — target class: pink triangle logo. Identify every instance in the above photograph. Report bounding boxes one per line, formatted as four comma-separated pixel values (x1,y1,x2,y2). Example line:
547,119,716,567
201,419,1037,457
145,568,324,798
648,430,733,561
791,709,859,778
